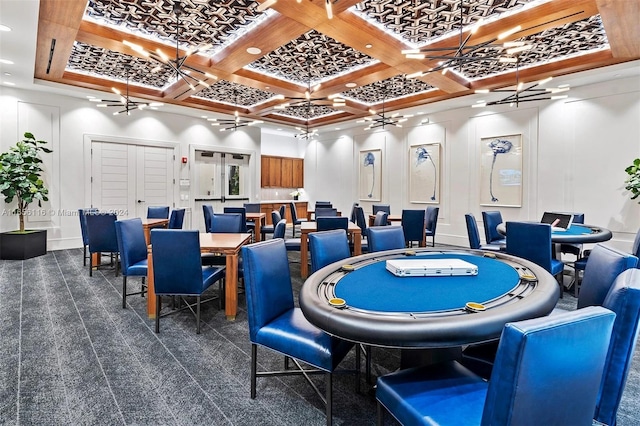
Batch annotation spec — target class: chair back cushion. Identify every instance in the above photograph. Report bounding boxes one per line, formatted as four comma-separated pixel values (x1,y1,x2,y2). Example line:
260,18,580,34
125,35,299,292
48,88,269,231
202,205,214,232
289,202,299,223
372,204,391,215
425,207,439,236
241,239,294,341
595,269,640,425
373,211,389,227
483,306,615,425
315,201,333,209
115,218,147,274
151,229,204,295
354,206,368,233
316,216,348,232
86,213,119,253
578,244,639,309
168,208,185,229
279,204,286,220
315,207,338,218
79,208,98,245
506,222,556,273
465,214,481,249
482,211,504,243
401,209,426,243
243,203,261,213
368,226,405,252
147,206,169,219
349,202,359,223
223,207,248,232
309,229,351,273
273,219,287,239
271,210,282,226
210,213,244,233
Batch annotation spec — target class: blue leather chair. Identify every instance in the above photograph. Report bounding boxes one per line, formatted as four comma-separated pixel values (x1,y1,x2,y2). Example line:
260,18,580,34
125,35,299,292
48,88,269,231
349,202,359,223
150,229,225,334
632,228,640,261
289,202,307,238
147,206,169,219
464,213,502,251
576,244,638,309
243,203,261,213
259,210,280,240
315,201,333,209
401,209,425,247
210,213,244,233
316,216,349,232
594,268,640,426
168,208,185,229
372,211,389,226
309,229,351,274
506,221,564,286
482,210,506,247
372,204,390,215
202,204,214,232
353,206,369,252
377,306,615,426
315,207,338,218
223,207,249,233
78,207,98,266
368,226,405,253
424,206,439,247
273,219,301,251
86,212,119,277
115,218,148,309
241,239,358,425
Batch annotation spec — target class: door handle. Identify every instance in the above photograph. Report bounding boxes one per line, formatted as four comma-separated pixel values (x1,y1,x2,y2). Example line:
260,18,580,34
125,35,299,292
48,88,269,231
137,200,145,203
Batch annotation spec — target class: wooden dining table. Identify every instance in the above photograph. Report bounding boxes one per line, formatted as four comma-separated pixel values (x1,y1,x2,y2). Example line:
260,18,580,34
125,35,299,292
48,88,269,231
299,221,362,279
246,212,266,242
141,218,169,244
146,232,252,321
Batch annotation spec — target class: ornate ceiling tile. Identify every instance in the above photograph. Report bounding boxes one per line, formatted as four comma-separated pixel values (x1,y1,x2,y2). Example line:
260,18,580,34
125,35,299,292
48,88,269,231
353,0,536,46
66,41,174,88
246,30,378,86
272,104,341,121
343,75,436,104
460,15,608,80
192,80,277,107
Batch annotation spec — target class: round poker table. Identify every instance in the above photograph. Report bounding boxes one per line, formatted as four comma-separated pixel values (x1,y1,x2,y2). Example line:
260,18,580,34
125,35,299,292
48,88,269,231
299,248,560,348
496,222,612,244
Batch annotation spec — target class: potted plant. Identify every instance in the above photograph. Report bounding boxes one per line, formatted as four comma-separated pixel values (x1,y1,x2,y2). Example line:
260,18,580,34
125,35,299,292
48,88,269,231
624,158,640,203
0,132,52,259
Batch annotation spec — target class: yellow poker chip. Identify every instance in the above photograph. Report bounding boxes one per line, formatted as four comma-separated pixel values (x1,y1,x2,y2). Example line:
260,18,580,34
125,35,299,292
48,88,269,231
483,252,496,258
328,298,346,308
404,250,416,256
341,264,355,272
465,302,486,312
520,274,537,282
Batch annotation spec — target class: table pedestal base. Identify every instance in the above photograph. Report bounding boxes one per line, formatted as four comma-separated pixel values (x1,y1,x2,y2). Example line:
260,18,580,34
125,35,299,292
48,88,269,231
400,347,462,369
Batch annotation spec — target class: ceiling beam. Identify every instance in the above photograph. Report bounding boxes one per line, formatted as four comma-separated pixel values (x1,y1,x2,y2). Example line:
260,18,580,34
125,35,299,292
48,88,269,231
596,0,640,57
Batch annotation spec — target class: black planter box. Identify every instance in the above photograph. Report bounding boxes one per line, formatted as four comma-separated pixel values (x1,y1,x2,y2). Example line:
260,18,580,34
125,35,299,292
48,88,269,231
0,229,47,260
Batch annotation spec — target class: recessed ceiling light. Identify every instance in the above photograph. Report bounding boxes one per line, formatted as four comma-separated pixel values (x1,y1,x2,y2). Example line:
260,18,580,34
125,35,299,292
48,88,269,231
0,59,14,65
0,25,11,32
3,72,12,76
365,44,372,48
335,127,340,130
247,47,261,55
345,82,357,88
265,86,270,90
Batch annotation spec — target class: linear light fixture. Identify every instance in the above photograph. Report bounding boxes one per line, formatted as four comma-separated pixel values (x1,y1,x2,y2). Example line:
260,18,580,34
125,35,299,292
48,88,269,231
206,90,263,131
89,65,163,115
356,88,412,130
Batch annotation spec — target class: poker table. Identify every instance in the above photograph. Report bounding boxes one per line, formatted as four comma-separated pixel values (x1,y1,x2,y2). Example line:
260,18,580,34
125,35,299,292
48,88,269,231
495,222,612,244
299,248,559,349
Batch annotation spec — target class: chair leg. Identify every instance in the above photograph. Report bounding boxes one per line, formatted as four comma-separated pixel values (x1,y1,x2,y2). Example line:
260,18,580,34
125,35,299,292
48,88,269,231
83,245,87,266
155,295,161,333
376,402,384,426
89,253,93,277
122,276,127,309
196,295,201,334
355,344,361,394
250,344,257,399
325,372,332,426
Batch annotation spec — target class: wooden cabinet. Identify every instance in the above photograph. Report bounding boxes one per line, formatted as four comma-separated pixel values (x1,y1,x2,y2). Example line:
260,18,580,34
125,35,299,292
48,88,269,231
261,155,303,188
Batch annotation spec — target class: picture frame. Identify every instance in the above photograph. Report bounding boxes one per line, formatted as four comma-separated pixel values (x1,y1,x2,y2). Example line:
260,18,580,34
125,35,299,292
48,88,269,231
480,134,522,207
359,149,382,201
409,143,441,204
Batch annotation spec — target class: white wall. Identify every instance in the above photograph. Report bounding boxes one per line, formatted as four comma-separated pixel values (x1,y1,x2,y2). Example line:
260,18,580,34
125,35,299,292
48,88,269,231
0,87,261,250
302,75,640,252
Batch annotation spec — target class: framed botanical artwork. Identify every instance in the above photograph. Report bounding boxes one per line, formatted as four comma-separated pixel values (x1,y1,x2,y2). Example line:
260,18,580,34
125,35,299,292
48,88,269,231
409,143,441,204
359,149,382,201
480,134,522,207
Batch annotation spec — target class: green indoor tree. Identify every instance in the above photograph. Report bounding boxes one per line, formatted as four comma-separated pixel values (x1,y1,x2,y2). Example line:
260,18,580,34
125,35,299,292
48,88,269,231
0,132,52,232
625,158,640,204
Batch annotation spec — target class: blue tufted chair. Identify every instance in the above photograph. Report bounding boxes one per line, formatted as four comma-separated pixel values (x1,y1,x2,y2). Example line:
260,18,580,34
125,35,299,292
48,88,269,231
168,208,185,229
202,205,214,232
576,244,638,309
309,229,351,274
86,212,119,277
401,209,426,247
289,202,307,238
147,206,169,219
273,219,301,251
506,222,564,291
115,218,148,309
368,226,405,253
150,229,225,334
424,206,439,247
594,268,640,426
372,204,390,215
482,210,506,247
78,208,98,266
241,239,358,425
377,306,615,426
465,213,503,252
373,211,389,226
223,207,249,233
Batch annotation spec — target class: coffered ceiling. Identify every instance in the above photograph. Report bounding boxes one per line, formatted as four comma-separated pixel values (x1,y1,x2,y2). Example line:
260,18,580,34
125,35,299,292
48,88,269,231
33,0,640,129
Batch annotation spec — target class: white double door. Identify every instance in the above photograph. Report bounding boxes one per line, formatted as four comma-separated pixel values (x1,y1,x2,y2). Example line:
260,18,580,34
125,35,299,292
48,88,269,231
91,141,175,218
